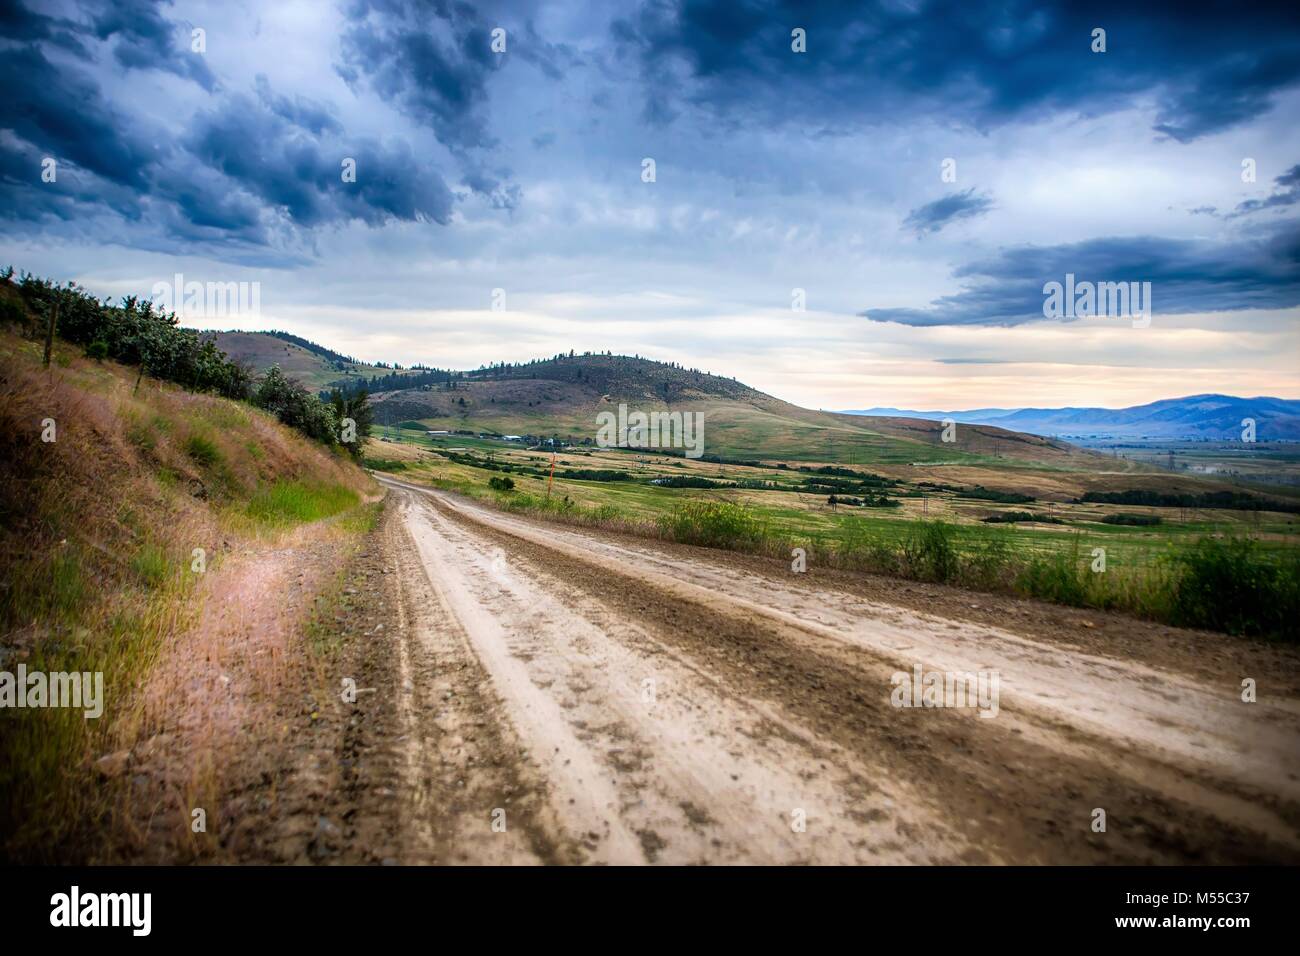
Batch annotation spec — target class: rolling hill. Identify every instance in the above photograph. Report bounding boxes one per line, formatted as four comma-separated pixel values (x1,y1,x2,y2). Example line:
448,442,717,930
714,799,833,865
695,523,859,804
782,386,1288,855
201,330,415,392
845,395,1300,441
359,352,1111,470
200,333,1144,474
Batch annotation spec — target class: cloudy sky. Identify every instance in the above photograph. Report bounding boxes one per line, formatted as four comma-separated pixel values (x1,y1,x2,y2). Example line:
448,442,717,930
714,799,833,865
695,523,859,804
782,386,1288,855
3,0,1299,411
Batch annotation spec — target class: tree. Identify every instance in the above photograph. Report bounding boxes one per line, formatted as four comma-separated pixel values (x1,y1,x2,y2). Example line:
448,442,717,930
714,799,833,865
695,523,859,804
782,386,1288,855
255,365,338,444
329,388,373,459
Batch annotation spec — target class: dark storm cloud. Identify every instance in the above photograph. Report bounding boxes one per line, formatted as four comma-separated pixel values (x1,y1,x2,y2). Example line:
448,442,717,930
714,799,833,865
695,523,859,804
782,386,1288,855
903,189,994,236
90,0,217,90
0,0,88,52
337,0,502,150
0,44,161,190
0,132,144,223
612,0,1300,140
1152,52,1300,142
0,1,457,255
254,75,344,137
861,221,1300,326
186,92,454,227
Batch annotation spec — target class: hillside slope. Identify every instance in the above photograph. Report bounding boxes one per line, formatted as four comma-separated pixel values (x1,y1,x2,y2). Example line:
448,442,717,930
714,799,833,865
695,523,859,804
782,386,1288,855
0,326,374,861
202,330,411,392
366,352,1107,468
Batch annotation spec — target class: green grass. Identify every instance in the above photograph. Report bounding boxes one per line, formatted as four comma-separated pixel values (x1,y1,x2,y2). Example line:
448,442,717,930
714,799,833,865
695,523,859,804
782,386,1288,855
244,480,360,527
659,500,769,549
1168,537,1300,639
185,433,222,467
130,543,172,589
362,456,408,472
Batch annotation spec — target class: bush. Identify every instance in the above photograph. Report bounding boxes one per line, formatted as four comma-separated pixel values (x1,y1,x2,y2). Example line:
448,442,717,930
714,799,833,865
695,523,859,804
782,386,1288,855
253,365,337,445
1016,549,1091,607
659,500,768,549
362,458,408,473
963,532,1013,588
901,521,959,583
1168,537,1299,640
84,340,108,361
488,475,515,492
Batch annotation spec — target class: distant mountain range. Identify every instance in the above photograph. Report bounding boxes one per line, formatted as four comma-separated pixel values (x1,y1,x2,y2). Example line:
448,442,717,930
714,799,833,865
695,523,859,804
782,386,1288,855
842,395,1300,441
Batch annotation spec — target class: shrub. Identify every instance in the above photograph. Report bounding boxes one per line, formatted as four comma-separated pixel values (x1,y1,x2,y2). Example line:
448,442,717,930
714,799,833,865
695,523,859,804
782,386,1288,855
253,365,338,445
488,475,515,492
660,500,768,549
84,340,109,361
963,532,1014,588
901,521,959,583
1015,541,1092,607
1168,537,1299,640
363,458,408,473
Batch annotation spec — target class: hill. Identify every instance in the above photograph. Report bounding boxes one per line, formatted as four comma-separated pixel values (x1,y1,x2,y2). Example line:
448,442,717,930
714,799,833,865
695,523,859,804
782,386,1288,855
845,395,1300,440
363,351,1103,469
201,330,414,392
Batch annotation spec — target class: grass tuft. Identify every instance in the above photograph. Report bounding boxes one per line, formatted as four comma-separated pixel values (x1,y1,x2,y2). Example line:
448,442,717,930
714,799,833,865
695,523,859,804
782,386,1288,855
244,480,360,527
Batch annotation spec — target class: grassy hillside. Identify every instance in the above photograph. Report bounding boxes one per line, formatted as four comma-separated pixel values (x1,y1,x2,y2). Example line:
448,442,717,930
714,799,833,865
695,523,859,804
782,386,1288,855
0,326,373,860
202,330,409,392
366,352,1116,471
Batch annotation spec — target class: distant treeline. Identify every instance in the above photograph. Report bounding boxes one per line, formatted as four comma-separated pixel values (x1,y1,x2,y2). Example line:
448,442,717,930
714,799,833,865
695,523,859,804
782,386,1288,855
559,469,631,482
982,511,1064,524
650,475,735,489
919,481,1035,504
799,465,898,486
827,493,900,508
653,448,764,467
1081,489,1299,514
1101,513,1163,526
327,366,457,398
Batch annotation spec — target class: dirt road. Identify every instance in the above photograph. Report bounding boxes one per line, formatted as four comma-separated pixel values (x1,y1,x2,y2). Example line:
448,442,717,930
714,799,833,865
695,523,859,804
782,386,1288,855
349,475,1300,864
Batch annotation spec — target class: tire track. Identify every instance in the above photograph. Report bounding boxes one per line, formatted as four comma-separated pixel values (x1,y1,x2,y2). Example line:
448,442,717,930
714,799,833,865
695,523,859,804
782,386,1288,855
376,476,1300,864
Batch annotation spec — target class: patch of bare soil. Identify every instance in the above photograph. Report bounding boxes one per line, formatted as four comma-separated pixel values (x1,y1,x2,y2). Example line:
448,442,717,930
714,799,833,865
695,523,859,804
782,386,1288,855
202,502,566,864
97,516,357,862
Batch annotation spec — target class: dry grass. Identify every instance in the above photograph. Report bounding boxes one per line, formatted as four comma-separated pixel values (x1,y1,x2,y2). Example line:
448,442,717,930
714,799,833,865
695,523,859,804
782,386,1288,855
0,330,372,861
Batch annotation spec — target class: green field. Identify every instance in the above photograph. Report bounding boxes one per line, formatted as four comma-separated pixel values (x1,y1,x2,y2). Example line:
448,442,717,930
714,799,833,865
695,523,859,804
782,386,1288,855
367,428,1300,640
